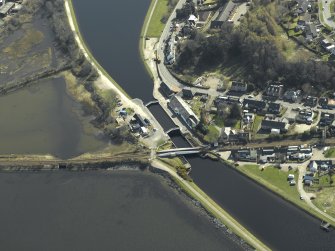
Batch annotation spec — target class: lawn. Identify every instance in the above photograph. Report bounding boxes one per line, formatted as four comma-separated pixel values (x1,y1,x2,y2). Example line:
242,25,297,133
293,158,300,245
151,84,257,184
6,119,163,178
146,0,175,37
236,164,335,224
252,115,263,135
204,125,220,143
190,98,204,118
214,116,225,127
236,165,302,204
324,147,335,158
313,187,335,218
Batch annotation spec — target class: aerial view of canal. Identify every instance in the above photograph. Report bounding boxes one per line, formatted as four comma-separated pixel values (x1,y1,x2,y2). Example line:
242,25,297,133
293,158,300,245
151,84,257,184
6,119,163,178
73,0,335,250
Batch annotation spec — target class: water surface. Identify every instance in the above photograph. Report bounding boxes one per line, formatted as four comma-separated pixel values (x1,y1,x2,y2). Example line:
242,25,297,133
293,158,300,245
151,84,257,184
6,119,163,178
0,171,243,251
0,78,107,158
72,0,154,102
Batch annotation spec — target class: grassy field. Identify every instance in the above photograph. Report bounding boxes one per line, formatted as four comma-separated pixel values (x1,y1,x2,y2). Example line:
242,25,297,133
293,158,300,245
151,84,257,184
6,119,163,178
147,0,169,37
252,115,263,135
236,164,302,203
204,125,220,143
235,164,335,225
313,187,335,218
324,147,335,158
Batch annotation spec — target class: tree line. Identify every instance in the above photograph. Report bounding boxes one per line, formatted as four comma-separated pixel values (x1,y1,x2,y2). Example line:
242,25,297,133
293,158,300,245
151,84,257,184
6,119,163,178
174,0,335,93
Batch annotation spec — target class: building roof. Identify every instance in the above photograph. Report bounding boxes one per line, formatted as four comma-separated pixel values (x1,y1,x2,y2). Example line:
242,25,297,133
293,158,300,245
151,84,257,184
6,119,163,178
169,95,199,128
261,120,287,130
268,102,281,111
0,2,14,15
243,99,266,110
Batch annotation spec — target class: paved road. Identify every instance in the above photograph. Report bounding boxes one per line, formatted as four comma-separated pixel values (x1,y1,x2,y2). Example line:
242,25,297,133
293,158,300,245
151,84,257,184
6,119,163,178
319,0,335,29
156,0,224,96
296,153,335,224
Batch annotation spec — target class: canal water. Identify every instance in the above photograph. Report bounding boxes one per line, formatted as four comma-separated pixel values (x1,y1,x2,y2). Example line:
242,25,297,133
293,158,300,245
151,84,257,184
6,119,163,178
72,0,335,250
72,0,154,102
0,77,107,159
0,171,243,251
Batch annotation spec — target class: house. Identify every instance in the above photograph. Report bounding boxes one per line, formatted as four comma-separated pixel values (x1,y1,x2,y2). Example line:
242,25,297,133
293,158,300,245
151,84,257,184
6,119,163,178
232,149,257,162
261,120,288,133
268,102,281,114
243,113,254,123
283,90,299,102
230,81,247,92
305,23,317,41
296,109,313,124
210,1,236,28
309,161,318,173
309,160,333,172
243,99,266,113
182,87,194,99
169,95,200,129
265,84,284,98
0,1,14,17
220,128,250,144
159,82,174,98
188,14,198,25
304,96,317,107
295,0,310,15
327,99,335,109
133,114,148,127
319,112,335,127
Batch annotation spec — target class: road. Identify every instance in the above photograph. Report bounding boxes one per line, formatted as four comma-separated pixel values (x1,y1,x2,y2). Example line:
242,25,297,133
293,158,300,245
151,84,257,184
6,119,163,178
296,153,335,224
319,0,335,29
151,159,270,251
156,0,224,97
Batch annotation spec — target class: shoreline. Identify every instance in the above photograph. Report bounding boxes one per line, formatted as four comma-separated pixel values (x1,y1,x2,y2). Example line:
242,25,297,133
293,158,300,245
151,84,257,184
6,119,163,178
220,158,335,226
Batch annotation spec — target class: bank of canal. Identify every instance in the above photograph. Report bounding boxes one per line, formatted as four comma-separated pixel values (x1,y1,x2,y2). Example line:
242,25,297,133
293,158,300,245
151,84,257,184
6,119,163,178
72,0,335,250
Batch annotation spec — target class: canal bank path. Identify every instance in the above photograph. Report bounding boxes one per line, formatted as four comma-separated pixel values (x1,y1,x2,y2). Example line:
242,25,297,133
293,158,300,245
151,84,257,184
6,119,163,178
151,160,270,251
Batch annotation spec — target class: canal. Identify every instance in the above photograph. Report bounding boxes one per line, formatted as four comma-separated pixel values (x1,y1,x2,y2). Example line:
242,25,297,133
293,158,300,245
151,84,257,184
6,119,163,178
72,0,335,250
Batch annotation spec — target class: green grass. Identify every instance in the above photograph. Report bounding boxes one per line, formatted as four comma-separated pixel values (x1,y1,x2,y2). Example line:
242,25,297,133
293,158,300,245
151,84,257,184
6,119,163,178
214,116,225,127
190,99,204,118
233,120,241,129
252,115,263,135
146,0,170,37
237,165,301,202
325,147,335,158
234,164,335,226
204,125,220,143
313,187,335,218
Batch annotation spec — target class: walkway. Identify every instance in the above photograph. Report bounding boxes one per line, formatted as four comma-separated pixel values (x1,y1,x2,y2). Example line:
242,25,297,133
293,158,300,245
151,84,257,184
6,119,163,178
151,160,270,251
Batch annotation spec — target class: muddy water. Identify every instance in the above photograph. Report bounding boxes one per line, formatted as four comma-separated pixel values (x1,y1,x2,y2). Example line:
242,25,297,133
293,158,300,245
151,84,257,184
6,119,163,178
0,77,107,158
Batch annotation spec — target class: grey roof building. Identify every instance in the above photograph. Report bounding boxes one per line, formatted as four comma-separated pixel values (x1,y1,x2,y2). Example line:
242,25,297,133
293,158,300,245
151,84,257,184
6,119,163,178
169,95,200,129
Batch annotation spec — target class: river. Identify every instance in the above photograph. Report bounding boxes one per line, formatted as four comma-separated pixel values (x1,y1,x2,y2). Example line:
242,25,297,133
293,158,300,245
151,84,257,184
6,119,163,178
72,0,335,250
